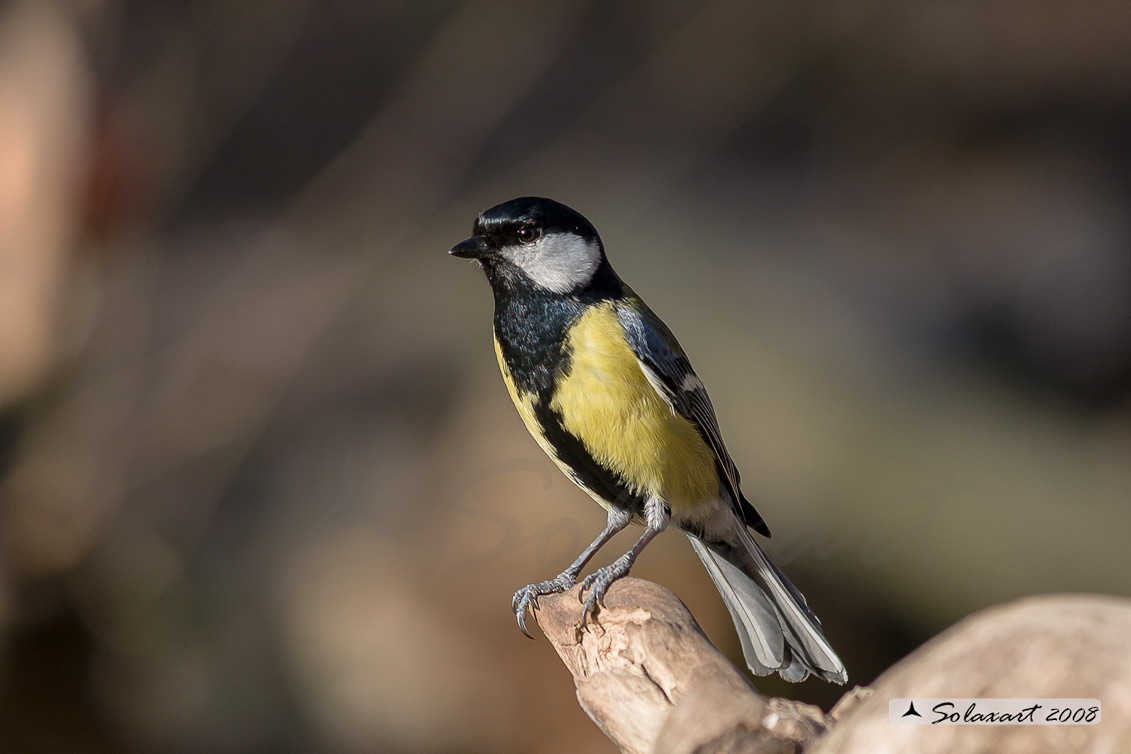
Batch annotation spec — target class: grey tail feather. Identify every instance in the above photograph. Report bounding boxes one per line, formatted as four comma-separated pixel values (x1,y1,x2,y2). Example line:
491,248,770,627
688,531,847,685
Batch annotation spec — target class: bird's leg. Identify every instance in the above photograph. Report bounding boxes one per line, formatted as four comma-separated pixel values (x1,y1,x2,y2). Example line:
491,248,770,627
579,497,669,627
512,507,632,638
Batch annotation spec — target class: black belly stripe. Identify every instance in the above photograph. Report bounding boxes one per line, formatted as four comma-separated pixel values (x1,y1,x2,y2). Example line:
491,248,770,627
533,399,647,515
489,266,642,514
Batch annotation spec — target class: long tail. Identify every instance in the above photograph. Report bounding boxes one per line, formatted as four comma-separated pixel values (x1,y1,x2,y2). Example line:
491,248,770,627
688,525,847,684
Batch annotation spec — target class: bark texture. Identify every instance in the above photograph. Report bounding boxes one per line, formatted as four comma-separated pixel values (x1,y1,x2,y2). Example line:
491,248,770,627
532,580,1131,754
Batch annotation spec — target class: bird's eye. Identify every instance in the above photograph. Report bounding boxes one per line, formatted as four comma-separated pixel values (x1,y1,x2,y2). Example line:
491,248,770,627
516,225,539,244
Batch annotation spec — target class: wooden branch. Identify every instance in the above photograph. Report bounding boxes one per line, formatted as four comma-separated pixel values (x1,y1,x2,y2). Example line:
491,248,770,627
532,580,1131,754
809,593,1131,754
532,578,855,754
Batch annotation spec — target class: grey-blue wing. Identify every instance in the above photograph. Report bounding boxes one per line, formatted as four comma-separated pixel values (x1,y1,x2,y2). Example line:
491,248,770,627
616,301,770,536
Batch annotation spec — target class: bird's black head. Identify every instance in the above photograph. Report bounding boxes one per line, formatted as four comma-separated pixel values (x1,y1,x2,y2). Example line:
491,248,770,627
449,197,612,295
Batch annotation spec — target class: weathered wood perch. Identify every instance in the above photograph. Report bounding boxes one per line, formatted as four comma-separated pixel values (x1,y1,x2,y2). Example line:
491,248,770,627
532,578,863,754
532,578,1131,754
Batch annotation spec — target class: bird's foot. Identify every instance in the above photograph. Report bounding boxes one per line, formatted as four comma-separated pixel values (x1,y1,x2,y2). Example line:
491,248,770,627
577,554,634,629
511,573,577,638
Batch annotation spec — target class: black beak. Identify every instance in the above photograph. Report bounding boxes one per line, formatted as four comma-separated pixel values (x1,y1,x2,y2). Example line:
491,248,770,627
449,235,490,259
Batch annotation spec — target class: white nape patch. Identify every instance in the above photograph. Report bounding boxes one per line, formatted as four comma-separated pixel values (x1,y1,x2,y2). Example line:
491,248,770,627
506,233,601,293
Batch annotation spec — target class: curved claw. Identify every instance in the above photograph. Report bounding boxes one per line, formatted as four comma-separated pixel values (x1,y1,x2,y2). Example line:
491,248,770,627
577,571,603,603
575,573,606,630
583,578,610,624
511,573,577,639
576,555,634,629
515,602,535,639
512,586,538,639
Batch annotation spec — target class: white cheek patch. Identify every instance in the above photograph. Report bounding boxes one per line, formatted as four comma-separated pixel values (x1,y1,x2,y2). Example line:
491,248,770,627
509,234,601,293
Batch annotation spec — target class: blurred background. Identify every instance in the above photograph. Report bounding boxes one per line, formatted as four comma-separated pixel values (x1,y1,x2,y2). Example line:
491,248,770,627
1,0,1130,751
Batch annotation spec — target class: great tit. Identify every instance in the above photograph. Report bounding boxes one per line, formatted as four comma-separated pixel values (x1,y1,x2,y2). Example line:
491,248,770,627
450,197,846,684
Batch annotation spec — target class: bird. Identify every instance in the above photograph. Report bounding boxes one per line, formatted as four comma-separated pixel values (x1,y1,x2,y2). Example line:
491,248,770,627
449,196,846,684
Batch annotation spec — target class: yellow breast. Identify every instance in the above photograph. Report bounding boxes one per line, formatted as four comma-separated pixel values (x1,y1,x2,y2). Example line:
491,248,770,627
549,303,717,509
